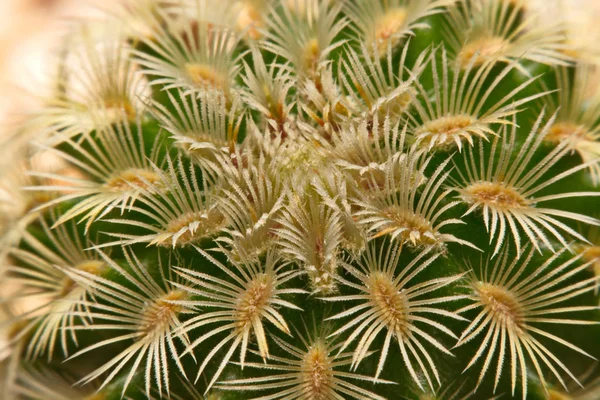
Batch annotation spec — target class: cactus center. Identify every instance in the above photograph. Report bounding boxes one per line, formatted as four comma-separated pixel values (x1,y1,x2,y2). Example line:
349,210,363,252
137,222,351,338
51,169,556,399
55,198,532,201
105,169,162,191
185,63,226,90
476,283,525,329
300,341,334,399
374,8,408,55
139,290,187,336
278,141,326,175
377,207,439,246
235,273,275,331
545,121,590,143
368,272,410,334
463,182,528,209
415,115,478,148
458,36,507,68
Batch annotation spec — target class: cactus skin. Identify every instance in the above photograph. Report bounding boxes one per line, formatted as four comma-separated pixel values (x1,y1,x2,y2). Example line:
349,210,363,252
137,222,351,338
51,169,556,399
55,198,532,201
2,1,600,399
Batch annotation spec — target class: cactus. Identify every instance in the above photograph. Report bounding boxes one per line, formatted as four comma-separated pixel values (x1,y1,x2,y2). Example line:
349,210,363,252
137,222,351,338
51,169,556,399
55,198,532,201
1,0,600,399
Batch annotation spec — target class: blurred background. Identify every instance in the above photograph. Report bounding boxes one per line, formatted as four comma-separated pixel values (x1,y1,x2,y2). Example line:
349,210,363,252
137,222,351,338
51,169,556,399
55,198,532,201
0,0,114,129
0,0,599,131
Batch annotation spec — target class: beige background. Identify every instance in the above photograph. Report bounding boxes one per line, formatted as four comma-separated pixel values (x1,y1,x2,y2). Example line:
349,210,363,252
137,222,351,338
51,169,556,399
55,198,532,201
0,0,115,129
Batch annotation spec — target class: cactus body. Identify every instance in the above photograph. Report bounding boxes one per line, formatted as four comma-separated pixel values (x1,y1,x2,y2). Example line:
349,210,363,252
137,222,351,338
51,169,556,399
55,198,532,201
1,1,600,399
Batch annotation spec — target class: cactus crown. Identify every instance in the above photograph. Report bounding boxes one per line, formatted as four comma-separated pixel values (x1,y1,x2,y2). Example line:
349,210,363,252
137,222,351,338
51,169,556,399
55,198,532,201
1,0,600,399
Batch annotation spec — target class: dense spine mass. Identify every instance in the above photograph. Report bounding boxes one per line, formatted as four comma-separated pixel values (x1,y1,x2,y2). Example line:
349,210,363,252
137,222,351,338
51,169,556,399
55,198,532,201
1,0,599,399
